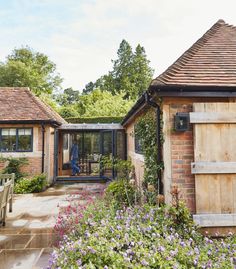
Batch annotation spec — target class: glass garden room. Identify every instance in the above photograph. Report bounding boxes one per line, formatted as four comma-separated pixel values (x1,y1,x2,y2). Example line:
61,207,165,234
56,124,126,180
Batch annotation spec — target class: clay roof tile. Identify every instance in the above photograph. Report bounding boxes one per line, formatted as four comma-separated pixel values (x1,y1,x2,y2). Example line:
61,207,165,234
0,87,66,125
151,20,236,87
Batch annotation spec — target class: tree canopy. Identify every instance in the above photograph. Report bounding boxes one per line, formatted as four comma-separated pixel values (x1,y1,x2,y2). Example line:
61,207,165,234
0,47,63,95
59,89,134,119
0,40,154,119
82,40,154,100
55,87,80,106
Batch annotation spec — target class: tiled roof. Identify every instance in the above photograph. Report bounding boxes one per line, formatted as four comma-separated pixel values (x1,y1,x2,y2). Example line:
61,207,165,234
151,20,236,87
0,87,66,125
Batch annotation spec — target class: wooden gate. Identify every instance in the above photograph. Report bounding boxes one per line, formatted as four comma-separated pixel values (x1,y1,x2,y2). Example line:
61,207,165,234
190,103,236,226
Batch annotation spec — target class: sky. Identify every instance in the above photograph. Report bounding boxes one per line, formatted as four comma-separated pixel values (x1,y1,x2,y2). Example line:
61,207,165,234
1,0,236,91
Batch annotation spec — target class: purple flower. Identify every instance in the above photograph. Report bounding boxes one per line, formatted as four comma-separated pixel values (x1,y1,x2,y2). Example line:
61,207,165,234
87,246,96,254
158,246,165,252
141,259,149,266
77,259,82,266
80,250,86,255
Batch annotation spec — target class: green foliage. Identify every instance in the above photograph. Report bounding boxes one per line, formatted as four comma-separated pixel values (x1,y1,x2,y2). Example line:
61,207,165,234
100,156,133,179
39,93,59,111
56,89,134,118
83,39,154,100
59,106,80,118
0,46,62,95
51,199,236,269
0,156,28,182
66,116,124,123
53,40,153,118
105,179,136,208
55,87,80,106
135,111,163,191
14,174,47,194
167,201,197,236
76,89,134,117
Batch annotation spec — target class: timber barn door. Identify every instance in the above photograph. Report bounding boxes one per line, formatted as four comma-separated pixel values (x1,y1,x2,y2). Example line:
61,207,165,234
190,103,236,226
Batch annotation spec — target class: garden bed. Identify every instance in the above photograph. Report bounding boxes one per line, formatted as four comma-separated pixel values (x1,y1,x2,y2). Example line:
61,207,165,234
48,190,236,269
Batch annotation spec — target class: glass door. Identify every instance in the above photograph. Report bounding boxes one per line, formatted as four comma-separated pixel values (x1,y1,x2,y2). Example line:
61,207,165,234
83,132,100,176
100,130,114,178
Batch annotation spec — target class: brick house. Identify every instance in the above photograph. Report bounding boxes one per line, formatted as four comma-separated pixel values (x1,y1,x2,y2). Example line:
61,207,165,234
0,87,66,183
122,20,236,228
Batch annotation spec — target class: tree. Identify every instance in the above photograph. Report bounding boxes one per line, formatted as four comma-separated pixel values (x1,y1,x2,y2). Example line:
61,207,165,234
59,106,80,118
55,87,80,106
0,47,63,95
58,89,134,118
82,81,96,95
77,89,134,117
82,40,154,100
132,44,154,97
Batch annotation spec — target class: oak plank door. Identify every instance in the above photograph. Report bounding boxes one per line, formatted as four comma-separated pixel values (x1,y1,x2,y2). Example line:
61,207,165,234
190,103,236,227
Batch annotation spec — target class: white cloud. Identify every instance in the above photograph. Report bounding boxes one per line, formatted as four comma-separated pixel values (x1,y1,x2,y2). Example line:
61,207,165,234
1,0,236,90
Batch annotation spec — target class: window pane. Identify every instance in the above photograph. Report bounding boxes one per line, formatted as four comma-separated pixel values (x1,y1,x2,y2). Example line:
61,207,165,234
103,132,112,157
18,128,32,151
84,132,100,157
1,129,16,151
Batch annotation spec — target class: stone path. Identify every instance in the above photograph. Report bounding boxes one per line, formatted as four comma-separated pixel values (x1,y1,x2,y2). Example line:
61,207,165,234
0,183,106,269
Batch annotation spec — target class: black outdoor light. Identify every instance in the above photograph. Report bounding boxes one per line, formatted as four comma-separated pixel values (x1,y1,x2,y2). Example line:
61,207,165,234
174,113,190,131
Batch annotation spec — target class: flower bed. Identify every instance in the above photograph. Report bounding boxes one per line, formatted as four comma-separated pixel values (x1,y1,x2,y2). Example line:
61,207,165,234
48,196,236,269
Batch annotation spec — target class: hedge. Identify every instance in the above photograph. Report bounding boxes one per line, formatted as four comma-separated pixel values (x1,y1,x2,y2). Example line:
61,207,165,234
65,116,124,124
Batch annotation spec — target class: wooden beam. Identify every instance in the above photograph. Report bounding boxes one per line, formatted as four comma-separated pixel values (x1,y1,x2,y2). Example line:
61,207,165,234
162,104,172,204
190,112,236,123
191,162,236,174
193,213,236,227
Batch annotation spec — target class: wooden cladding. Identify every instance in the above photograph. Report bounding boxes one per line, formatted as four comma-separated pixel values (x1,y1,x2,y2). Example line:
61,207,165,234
193,213,236,227
193,103,236,221
190,112,236,123
191,162,236,174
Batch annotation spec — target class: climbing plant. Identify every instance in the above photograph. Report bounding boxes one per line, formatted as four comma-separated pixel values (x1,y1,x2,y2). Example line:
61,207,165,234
134,109,164,197
0,156,28,182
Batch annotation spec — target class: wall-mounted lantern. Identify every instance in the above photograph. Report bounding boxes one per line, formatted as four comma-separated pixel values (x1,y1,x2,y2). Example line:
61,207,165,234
174,113,190,131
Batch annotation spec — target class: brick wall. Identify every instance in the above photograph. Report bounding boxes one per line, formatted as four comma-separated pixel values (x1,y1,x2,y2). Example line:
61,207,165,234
169,103,195,213
0,124,54,182
20,157,42,177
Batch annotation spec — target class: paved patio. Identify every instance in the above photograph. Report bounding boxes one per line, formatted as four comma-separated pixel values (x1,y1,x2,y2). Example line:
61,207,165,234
0,183,106,269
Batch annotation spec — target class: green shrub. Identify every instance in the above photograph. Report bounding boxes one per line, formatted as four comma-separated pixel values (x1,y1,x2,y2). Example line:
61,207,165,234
66,116,124,124
100,157,133,179
0,156,28,182
14,174,47,194
105,179,136,208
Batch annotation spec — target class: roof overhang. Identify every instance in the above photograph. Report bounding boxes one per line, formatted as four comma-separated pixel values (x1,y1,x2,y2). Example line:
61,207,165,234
0,119,61,127
59,123,124,131
121,85,236,127
149,84,236,96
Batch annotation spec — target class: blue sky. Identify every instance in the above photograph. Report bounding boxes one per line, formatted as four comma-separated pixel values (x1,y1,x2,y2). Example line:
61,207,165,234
1,0,236,91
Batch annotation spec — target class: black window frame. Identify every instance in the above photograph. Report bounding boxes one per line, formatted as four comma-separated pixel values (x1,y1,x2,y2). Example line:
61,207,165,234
0,127,33,152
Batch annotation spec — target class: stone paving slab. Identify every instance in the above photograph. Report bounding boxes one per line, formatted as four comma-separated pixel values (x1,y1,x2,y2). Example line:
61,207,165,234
0,183,106,269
